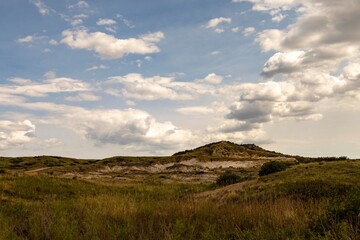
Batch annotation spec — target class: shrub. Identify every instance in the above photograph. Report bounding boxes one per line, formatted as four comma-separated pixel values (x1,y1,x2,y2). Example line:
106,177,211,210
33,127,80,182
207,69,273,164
216,172,241,186
259,161,288,176
0,169,5,174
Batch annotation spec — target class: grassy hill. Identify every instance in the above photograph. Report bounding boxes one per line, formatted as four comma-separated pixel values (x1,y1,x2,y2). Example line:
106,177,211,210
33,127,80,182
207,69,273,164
0,141,347,174
0,142,359,239
173,141,287,158
0,141,293,175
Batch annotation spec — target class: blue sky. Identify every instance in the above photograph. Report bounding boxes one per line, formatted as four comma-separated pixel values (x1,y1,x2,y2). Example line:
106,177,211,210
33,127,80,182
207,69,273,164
1,0,360,158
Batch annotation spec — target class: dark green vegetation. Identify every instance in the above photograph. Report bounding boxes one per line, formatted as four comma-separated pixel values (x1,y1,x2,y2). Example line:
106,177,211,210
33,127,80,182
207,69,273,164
258,160,289,176
0,142,359,239
216,171,242,186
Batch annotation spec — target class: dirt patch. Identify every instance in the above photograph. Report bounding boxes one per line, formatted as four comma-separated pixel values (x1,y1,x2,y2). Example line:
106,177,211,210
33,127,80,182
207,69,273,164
24,167,51,175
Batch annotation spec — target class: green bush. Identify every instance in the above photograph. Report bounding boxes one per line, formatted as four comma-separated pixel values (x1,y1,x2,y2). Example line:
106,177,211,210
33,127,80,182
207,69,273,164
216,172,241,186
259,161,288,176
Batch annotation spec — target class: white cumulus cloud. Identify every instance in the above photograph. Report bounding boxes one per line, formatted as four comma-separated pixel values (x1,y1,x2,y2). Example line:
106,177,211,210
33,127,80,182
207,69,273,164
17,35,34,43
107,74,194,100
0,120,36,150
55,108,194,148
206,17,232,28
68,1,89,9
97,18,117,26
0,76,91,98
197,73,224,85
242,27,255,36
221,0,360,139
107,73,219,101
31,0,50,15
61,29,164,59
85,64,109,72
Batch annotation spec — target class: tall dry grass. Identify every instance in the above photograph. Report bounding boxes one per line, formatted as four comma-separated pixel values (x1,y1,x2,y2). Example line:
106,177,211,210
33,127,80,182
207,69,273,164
0,164,359,240
2,190,356,240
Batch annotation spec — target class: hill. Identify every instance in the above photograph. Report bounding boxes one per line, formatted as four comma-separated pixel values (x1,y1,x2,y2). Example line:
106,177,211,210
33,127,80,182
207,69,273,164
0,141,353,184
0,142,359,239
0,155,359,239
173,141,287,158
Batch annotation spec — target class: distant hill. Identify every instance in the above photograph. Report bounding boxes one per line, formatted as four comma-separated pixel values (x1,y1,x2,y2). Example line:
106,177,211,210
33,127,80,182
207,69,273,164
172,141,287,158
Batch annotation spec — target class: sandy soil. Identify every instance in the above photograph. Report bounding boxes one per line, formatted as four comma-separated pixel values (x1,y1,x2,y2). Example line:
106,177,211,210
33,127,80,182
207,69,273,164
59,157,296,183
24,167,51,174
96,158,264,174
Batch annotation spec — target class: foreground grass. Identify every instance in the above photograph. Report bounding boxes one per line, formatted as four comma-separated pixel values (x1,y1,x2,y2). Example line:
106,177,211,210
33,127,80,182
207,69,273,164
0,161,359,239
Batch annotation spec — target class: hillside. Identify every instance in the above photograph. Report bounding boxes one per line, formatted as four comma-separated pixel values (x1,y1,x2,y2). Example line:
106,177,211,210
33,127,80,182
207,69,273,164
173,141,288,158
197,160,360,200
0,141,299,183
0,141,348,184
0,154,359,239
0,142,359,239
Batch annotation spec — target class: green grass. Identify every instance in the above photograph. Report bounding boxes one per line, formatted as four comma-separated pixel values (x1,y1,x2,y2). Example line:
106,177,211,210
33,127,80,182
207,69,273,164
0,156,99,171
0,160,359,239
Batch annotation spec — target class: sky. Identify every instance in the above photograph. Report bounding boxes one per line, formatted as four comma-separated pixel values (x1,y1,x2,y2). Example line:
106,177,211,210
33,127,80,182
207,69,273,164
1,0,360,158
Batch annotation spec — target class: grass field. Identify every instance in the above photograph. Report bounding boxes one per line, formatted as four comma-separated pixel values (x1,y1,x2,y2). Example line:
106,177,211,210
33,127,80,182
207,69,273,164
0,159,359,240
